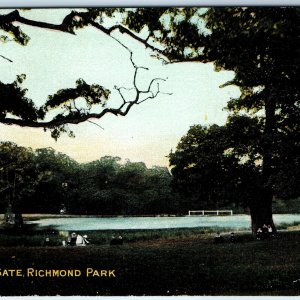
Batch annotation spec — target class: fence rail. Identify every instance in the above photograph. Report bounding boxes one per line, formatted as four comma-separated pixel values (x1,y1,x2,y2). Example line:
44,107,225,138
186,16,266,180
188,210,233,216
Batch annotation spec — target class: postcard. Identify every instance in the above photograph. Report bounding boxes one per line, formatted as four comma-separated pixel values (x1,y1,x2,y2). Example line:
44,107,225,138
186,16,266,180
0,6,299,296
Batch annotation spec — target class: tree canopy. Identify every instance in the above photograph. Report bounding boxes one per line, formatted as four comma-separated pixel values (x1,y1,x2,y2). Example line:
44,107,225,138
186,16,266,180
161,7,300,231
0,142,178,214
1,8,299,231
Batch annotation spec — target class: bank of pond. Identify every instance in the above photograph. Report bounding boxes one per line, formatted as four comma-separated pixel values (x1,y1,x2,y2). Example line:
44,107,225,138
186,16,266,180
0,222,299,247
0,213,300,247
24,213,300,230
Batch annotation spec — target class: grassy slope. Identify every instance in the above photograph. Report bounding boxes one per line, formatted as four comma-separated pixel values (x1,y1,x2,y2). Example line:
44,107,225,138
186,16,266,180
0,231,300,296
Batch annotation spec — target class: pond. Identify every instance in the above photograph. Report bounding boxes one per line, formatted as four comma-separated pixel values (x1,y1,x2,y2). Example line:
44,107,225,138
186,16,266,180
27,214,300,231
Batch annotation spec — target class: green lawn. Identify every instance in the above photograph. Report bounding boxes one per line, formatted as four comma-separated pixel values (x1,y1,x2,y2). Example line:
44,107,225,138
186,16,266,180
0,229,300,295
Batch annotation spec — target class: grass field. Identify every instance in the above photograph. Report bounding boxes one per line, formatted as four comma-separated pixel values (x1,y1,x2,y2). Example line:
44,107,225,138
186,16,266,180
0,225,300,296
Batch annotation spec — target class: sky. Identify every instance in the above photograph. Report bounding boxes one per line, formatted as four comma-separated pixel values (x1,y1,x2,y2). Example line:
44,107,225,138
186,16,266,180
0,9,240,167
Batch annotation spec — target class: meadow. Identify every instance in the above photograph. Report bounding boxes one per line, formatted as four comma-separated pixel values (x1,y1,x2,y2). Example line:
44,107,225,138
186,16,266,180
0,224,300,295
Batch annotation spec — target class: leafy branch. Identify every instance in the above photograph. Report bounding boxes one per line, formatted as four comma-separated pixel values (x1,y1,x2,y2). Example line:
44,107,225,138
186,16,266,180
0,9,171,139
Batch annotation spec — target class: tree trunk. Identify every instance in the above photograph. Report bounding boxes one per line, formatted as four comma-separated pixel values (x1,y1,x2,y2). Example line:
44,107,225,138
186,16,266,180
249,188,276,235
250,93,277,236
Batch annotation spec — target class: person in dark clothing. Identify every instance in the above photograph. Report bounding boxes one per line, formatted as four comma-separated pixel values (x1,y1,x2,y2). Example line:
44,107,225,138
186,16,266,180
256,227,263,240
69,232,77,246
214,232,224,244
230,232,235,243
262,224,269,239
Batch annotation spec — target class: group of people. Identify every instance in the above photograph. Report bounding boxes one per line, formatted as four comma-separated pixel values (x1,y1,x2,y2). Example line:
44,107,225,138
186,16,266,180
214,225,275,244
43,232,125,247
63,232,124,246
110,234,123,245
63,232,90,246
256,224,274,240
214,232,235,244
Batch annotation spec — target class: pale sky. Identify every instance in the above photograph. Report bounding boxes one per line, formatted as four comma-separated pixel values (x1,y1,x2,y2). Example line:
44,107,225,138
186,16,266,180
0,9,240,167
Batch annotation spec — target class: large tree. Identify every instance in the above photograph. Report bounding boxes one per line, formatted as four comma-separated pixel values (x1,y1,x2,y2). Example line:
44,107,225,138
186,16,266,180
169,117,271,231
123,7,300,232
1,8,299,230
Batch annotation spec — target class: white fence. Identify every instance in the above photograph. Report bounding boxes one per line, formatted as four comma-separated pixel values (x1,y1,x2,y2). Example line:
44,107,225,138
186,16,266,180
188,210,233,216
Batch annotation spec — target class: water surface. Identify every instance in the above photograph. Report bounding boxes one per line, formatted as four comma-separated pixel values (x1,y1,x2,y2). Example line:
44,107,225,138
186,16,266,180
27,214,300,231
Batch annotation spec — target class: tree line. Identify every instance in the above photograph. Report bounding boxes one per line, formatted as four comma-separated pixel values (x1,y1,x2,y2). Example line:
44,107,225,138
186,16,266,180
0,140,298,217
0,142,180,215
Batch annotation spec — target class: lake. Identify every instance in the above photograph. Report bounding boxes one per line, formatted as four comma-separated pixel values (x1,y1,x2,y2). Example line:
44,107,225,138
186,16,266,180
27,214,300,231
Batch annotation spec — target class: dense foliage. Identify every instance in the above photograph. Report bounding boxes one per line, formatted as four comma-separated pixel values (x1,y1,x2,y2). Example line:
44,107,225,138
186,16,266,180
156,8,300,231
0,142,179,214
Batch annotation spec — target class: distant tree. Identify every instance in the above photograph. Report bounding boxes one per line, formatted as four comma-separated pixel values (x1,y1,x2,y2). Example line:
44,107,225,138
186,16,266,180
169,124,242,212
72,157,177,215
145,166,178,214
0,143,82,213
0,142,37,212
74,156,122,214
31,148,79,213
0,143,179,215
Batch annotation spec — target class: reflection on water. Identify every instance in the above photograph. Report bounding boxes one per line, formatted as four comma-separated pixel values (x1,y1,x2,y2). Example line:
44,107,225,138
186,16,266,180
27,214,300,231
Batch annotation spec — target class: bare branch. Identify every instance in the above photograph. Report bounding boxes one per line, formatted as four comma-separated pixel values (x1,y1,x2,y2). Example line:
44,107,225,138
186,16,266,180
137,91,159,105
159,91,173,96
140,78,166,94
87,120,104,130
72,99,83,114
93,22,167,58
0,54,13,62
118,86,135,92
114,86,129,104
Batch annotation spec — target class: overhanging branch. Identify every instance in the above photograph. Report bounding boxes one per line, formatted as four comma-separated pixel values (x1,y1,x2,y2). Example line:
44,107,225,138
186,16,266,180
1,9,209,64
0,54,13,62
0,9,171,134
1,33,169,130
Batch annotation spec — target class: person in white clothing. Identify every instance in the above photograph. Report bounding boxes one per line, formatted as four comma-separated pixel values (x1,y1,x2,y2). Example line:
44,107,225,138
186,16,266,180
76,234,90,246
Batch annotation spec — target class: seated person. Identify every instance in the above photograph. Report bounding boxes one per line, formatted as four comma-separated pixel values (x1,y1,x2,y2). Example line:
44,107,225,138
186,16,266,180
68,232,77,246
256,227,263,240
230,232,235,243
110,234,123,245
83,235,90,245
214,232,224,244
267,225,274,237
76,234,85,246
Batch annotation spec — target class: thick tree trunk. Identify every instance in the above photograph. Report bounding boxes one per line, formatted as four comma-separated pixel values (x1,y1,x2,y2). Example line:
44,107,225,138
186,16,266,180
249,188,276,235
250,93,277,236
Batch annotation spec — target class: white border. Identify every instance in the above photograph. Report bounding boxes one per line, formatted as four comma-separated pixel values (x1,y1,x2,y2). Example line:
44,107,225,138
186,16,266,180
0,0,299,7
0,1,298,300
